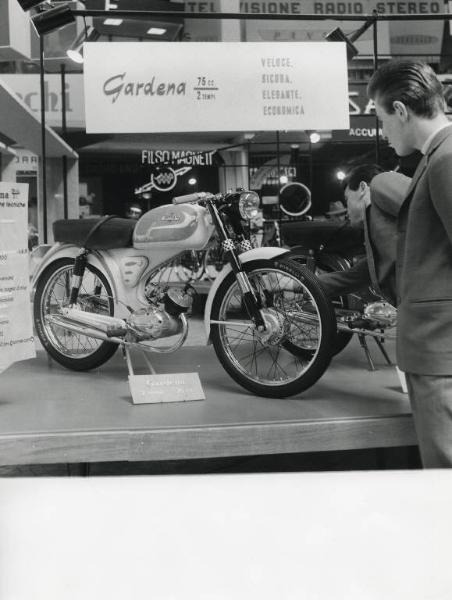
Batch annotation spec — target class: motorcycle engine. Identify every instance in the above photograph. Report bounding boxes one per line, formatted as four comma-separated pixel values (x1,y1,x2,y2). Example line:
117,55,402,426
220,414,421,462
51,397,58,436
363,301,397,328
127,288,193,340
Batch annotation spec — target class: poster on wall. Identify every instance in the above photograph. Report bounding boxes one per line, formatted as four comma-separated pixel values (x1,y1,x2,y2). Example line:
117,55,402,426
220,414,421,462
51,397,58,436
84,42,350,133
0,182,35,374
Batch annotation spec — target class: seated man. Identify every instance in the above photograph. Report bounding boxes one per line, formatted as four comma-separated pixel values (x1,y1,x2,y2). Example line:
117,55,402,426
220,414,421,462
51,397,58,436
318,164,411,307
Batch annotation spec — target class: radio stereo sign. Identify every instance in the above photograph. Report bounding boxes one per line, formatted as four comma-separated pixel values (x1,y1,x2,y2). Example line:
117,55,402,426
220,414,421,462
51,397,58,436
243,0,444,58
83,42,350,134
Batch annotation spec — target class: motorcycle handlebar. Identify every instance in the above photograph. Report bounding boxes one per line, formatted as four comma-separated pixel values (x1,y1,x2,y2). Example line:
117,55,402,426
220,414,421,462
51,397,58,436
173,192,211,205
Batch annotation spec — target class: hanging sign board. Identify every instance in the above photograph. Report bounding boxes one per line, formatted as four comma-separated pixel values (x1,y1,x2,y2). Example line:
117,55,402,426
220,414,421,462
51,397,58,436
84,42,350,133
0,182,35,374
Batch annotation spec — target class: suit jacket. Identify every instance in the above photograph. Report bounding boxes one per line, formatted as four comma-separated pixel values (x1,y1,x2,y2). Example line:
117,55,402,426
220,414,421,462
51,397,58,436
395,126,452,375
319,171,410,308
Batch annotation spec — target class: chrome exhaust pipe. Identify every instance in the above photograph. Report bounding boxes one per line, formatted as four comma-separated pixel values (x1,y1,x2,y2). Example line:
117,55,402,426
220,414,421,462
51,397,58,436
60,306,127,334
45,314,125,344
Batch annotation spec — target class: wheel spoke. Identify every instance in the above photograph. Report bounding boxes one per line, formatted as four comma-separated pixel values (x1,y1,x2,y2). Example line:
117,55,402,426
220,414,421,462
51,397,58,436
216,266,324,387
39,264,113,360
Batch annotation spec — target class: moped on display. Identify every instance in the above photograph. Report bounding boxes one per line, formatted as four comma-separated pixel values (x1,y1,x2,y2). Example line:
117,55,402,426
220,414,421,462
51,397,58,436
31,189,337,398
272,182,397,368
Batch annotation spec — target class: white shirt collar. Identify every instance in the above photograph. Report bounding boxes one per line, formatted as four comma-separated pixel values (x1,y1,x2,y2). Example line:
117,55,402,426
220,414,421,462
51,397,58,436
421,122,452,155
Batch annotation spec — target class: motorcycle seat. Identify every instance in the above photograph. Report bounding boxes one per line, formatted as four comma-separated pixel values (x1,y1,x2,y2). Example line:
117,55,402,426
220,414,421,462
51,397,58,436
53,217,135,250
281,220,364,252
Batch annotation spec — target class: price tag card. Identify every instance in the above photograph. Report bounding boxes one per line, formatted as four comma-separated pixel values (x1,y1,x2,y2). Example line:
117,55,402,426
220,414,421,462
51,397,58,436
129,372,206,404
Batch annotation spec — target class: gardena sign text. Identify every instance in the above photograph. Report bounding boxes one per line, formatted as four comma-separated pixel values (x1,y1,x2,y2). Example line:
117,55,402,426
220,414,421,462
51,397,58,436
84,42,349,133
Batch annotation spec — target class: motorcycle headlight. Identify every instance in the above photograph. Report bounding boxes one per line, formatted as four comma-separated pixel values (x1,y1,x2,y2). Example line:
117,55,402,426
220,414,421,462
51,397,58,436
238,191,260,220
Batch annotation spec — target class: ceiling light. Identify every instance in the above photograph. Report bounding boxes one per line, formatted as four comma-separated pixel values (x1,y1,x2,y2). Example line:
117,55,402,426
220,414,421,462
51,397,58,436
32,4,75,35
336,170,346,181
17,0,47,11
147,27,166,35
103,18,123,26
188,178,197,185
309,132,321,144
66,27,100,64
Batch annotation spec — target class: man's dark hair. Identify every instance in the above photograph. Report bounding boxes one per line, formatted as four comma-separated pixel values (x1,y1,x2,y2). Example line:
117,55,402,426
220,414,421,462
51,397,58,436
343,163,384,191
367,59,445,118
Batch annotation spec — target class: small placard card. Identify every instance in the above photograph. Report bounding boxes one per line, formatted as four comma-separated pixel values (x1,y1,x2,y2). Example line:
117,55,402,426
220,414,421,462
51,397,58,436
129,372,205,404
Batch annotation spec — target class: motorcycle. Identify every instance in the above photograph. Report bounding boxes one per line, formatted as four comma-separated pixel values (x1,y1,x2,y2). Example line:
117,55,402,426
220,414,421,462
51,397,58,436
273,182,397,368
31,189,337,398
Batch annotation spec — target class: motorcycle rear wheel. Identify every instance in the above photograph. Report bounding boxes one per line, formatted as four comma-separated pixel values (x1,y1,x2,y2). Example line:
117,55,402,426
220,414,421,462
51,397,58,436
210,258,336,398
289,251,354,356
34,258,117,371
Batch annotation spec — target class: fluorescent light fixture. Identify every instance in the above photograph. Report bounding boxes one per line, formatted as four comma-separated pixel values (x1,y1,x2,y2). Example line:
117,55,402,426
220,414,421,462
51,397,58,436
147,27,166,35
103,18,123,25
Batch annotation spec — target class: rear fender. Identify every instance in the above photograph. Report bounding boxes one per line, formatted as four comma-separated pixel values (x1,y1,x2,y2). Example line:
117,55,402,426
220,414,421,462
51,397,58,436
203,246,291,343
30,243,121,314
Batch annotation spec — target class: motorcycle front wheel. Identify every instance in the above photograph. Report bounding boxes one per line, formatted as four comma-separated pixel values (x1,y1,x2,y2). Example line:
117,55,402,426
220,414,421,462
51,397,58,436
210,259,336,398
34,258,117,371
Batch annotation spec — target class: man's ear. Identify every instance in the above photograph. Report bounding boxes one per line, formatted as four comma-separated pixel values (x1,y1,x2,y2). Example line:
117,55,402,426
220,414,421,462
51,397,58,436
359,181,368,194
393,100,409,121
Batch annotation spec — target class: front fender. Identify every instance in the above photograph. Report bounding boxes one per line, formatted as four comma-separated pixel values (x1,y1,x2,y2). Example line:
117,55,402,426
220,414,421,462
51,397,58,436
203,246,291,343
30,243,120,311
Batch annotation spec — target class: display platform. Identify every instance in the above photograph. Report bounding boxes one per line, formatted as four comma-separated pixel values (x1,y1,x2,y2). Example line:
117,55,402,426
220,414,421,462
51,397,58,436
0,338,417,466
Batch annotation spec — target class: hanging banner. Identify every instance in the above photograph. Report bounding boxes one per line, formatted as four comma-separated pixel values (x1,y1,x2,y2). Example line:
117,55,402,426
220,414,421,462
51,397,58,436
83,42,350,133
0,182,35,374
243,0,443,58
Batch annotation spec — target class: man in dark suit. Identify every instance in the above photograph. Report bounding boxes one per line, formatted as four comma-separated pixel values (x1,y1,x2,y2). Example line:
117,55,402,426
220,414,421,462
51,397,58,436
318,164,410,308
366,59,452,468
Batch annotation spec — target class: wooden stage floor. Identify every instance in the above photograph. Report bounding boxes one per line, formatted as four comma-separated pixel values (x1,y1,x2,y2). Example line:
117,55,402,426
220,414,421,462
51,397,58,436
0,337,417,466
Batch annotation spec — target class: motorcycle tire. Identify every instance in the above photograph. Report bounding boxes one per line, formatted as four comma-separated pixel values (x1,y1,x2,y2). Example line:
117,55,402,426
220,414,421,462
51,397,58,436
34,257,118,371
289,252,354,356
210,258,337,398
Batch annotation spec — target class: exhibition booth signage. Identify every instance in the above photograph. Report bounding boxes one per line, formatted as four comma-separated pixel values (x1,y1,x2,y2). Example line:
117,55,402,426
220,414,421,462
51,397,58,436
83,42,350,133
244,0,444,57
0,182,35,373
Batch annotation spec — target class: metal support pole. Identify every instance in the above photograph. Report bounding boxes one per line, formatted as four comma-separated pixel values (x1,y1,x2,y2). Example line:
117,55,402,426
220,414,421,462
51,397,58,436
276,130,281,229
372,11,380,165
60,63,69,219
39,35,48,243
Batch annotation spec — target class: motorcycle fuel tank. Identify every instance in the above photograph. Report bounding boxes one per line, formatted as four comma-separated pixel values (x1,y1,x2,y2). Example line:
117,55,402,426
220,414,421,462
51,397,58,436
133,204,213,250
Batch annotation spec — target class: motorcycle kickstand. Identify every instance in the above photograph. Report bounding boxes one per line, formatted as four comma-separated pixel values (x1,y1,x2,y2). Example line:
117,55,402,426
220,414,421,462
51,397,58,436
374,335,393,366
358,333,376,371
122,345,157,376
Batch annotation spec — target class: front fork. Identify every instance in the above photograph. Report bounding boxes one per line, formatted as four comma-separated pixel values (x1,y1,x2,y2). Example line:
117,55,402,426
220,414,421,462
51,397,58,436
207,202,266,330
69,248,89,305
68,248,102,305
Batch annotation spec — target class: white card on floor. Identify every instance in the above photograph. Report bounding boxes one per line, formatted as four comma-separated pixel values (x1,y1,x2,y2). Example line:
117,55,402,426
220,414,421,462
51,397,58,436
129,372,205,404
395,366,408,394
